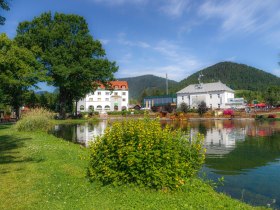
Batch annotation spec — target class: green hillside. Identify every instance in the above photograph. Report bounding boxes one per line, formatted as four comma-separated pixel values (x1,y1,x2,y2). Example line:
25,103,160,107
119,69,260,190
118,75,178,100
175,62,280,92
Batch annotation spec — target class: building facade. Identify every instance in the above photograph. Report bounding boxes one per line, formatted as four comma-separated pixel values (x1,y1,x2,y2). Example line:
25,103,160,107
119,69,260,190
77,81,129,113
143,94,177,109
177,81,235,109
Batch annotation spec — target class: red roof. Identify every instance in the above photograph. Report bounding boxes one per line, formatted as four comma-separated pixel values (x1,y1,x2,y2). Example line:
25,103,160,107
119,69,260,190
98,81,128,90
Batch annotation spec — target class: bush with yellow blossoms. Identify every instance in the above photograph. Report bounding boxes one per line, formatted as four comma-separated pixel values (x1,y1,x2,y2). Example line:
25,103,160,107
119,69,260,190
87,117,205,190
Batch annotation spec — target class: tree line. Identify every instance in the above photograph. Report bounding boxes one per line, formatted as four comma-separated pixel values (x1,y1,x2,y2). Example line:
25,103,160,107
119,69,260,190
0,12,118,118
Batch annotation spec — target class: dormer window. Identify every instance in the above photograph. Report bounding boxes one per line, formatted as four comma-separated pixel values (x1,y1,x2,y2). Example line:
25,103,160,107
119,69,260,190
121,85,126,89
114,85,119,89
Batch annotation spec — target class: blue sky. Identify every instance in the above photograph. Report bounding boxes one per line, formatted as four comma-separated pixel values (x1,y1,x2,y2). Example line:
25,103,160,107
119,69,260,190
1,0,280,86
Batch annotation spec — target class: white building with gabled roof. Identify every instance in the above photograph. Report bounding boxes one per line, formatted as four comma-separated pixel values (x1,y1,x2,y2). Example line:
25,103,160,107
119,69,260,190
77,81,129,113
177,81,235,109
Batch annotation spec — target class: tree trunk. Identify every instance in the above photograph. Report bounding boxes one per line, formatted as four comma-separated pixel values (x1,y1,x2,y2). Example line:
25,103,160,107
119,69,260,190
14,105,20,120
59,88,67,119
75,99,78,116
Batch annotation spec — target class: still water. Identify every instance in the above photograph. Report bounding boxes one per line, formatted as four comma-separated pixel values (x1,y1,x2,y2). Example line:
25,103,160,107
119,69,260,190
52,119,280,209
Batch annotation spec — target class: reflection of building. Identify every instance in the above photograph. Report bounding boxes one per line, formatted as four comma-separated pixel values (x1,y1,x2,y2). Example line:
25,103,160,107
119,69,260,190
177,81,235,109
76,121,107,147
191,122,246,156
77,81,129,112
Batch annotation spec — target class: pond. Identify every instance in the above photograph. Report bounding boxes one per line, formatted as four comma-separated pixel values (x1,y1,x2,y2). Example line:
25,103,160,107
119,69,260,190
51,119,280,209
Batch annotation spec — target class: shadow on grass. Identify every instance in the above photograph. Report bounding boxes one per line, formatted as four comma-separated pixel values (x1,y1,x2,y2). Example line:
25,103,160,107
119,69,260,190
0,123,14,130
0,134,33,165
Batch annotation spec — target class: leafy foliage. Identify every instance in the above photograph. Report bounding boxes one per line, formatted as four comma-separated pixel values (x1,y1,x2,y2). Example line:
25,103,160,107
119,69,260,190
178,102,189,113
0,0,10,25
15,12,118,117
197,101,208,117
264,86,280,106
14,108,54,132
88,118,205,190
0,33,45,118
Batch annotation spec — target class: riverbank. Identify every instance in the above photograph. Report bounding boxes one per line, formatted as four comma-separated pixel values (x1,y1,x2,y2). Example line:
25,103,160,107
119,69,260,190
0,124,267,209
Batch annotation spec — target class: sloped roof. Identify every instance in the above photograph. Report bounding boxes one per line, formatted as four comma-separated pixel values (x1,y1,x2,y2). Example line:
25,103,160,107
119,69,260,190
98,81,128,90
177,81,234,94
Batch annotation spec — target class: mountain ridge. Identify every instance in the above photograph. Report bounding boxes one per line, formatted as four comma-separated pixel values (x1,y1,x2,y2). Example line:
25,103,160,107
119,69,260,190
119,62,280,101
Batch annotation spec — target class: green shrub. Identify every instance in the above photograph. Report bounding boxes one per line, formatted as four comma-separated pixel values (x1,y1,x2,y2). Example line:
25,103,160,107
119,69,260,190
14,108,54,132
87,118,205,190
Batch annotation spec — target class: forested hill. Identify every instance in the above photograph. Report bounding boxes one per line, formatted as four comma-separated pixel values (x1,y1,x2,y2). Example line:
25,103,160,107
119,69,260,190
118,75,178,100
175,62,280,92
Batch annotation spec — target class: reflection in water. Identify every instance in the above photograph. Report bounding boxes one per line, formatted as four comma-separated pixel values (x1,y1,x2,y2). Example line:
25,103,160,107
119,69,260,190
53,121,108,147
52,119,280,209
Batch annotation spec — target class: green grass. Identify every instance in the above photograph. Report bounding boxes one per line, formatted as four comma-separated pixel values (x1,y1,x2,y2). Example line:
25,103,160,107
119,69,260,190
0,124,267,210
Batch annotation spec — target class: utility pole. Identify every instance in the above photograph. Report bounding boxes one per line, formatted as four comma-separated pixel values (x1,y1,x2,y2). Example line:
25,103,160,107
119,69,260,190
166,73,168,95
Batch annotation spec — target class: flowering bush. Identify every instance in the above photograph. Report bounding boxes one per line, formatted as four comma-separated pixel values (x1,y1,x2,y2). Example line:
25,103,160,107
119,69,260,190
87,118,205,190
268,114,276,118
223,109,234,116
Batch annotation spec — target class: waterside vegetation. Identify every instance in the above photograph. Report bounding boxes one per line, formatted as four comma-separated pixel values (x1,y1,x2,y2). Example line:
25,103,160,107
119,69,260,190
0,124,266,209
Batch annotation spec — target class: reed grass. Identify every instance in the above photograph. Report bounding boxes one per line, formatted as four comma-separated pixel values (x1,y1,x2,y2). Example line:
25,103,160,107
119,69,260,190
14,108,55,132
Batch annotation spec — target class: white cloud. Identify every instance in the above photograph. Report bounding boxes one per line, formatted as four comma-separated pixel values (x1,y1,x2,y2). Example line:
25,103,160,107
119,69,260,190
99,39,110,45
88,0,147,6
115,38,204,81
199,0,280,37
117,33,150,48
159,0,191,17
271,69,280,77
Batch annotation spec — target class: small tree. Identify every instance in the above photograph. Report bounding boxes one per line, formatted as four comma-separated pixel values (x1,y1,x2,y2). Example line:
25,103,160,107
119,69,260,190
179,102,189,113
197,101,208,116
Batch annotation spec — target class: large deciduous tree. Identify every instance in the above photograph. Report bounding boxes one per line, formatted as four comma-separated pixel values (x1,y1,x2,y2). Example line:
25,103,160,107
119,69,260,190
0,0,10,25
15,12,118,117
0,33,45,118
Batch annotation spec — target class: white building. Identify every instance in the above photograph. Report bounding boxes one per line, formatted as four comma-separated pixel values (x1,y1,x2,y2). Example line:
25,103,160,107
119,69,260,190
77,81,129,112
177,81,235,109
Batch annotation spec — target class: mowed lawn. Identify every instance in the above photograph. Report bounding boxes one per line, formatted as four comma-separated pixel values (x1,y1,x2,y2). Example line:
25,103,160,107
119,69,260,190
0,124,267,210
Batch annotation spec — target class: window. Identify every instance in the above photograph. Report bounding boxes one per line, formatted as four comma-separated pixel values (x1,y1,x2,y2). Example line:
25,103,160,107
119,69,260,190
182,96,184,100
88,105,94,112
97,92,101,95
80,105,84,110
121,85,126,89
114,92,118,96
98,98,101,101
105,105,110,110
89,98,93,102
96,105,102,110
114,85,119,89
122,98,126,102
105,92,110,95
105,98,109,101
218,104,220,109
122,92,126,96
217,94,220,98
210,94,212,99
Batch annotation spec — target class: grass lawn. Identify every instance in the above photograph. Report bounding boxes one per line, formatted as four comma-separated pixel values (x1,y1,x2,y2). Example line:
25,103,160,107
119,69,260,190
0,124,267,210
